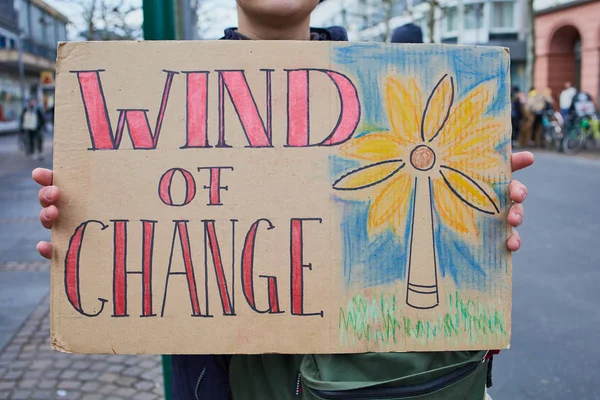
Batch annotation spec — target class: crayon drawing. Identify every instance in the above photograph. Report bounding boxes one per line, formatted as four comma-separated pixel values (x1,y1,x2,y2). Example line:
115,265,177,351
330,45,511,349
53,41,511,354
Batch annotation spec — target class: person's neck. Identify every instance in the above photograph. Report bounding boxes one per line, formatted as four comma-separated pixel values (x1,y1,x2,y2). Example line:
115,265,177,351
236,7,311,40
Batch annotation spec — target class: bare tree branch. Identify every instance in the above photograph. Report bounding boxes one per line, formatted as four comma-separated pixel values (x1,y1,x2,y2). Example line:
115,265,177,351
196,0,233,39
382,0,393,42
54,0,141,40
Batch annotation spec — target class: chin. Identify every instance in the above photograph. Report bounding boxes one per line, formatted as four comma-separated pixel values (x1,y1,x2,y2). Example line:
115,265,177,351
237,0,320,23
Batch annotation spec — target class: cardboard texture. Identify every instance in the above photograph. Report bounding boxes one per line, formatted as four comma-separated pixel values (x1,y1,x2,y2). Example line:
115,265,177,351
51,41,512,354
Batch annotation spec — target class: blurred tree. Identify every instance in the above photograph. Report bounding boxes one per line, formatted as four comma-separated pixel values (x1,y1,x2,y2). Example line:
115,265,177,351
196,0,213,39
195,0,237,39
56,0,141,40
350,0,397,41
382,0,394,42
525,0,535,90
427,0,437,43
371,0,444,43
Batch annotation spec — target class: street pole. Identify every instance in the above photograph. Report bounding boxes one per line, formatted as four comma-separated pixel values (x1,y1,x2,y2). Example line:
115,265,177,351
142,0,177,40
141,3,179,397
17,34,26,105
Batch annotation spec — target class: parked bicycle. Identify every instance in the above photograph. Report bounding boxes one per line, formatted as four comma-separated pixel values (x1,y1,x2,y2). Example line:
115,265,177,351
562,113,600,155
541,109,563,151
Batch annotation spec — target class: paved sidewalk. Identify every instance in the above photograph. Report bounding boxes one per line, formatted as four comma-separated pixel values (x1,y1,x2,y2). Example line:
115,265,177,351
0,295,164,400
0,133,166,400
0,261,49,273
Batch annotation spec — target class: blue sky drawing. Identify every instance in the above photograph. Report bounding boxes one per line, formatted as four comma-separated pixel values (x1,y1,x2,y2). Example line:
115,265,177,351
330,44,511,291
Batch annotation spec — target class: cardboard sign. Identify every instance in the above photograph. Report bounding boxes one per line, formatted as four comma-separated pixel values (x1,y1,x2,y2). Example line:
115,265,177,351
51,41,512,354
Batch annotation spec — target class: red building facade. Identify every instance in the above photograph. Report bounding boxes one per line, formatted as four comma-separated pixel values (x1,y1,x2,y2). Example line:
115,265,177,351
535,0,600,104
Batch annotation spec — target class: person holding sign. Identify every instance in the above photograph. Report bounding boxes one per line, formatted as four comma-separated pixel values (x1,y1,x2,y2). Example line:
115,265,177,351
33,0,534,399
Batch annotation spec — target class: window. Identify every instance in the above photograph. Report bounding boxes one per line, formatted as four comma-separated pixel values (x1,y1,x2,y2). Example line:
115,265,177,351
30,5,43,42
44,17,57,47
58,23,67,41
464,3,484,29
0,36,6,49
18,0,30,36
491,2,514,29
444,7,458,33
50,19,58,45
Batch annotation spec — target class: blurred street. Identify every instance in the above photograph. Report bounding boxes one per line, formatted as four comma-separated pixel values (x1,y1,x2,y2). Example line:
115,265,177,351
491,150,600,399
0,133,164,400
1,128,600,399
0,0,598,398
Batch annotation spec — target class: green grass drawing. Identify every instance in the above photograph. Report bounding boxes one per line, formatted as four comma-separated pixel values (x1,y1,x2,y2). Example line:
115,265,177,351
339,291,507,348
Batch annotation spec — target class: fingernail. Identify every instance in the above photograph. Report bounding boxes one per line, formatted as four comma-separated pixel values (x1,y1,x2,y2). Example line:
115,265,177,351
42,209,48,220
520,189,526,201
515,212,522,222
44,187,53,201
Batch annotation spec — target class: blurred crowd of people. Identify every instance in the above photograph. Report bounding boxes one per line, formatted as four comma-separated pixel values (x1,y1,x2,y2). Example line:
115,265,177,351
389,22,599,151
511,82,597,148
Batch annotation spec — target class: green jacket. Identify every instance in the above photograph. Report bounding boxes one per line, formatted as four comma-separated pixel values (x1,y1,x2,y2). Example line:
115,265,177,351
230,351,489,399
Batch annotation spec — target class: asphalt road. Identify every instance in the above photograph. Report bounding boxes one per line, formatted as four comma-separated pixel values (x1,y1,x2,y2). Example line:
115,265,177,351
490,151,600,400
1,130,599,398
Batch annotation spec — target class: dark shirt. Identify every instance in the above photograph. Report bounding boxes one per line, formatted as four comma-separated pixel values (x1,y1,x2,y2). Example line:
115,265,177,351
172,26,349,400
221,26,348,41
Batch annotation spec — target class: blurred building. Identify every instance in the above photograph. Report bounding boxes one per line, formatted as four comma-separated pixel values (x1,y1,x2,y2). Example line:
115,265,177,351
312,0,529,91
534,0,600,105
312,0,407,40
0,0,67,132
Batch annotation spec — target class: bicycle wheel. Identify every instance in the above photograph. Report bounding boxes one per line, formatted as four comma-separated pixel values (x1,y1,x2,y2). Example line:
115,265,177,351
543,128,554,149
554,127,564,151
550,125,563,151
562,127,586,155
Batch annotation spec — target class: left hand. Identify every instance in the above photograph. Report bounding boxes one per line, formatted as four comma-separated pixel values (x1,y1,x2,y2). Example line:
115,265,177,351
506,151,534,252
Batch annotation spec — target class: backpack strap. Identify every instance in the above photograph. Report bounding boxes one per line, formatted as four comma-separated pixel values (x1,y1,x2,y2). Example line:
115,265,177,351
485,350,500,388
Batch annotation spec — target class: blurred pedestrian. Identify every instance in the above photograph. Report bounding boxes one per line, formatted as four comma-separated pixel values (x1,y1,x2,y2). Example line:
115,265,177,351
568,90,596,119
525,87,552,146
511,86,523,147
390,23,423,43
20,98,45,160
559,81,577,121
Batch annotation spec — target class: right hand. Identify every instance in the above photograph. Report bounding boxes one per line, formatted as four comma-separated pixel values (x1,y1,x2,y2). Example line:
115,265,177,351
32,168,60,259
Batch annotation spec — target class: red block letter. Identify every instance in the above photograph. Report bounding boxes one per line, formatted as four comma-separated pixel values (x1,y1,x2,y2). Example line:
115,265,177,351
241,219,282,313
64,220,108,317
290,218,323,316
285,69,361,147
182,71,211,148
111,220,157,317
197,166,234,206
161,221,207,317
286,70,309,147
141,220,157,317
203,220,236,315
158,168,197,207
217,70,273,148
72,69,178,150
